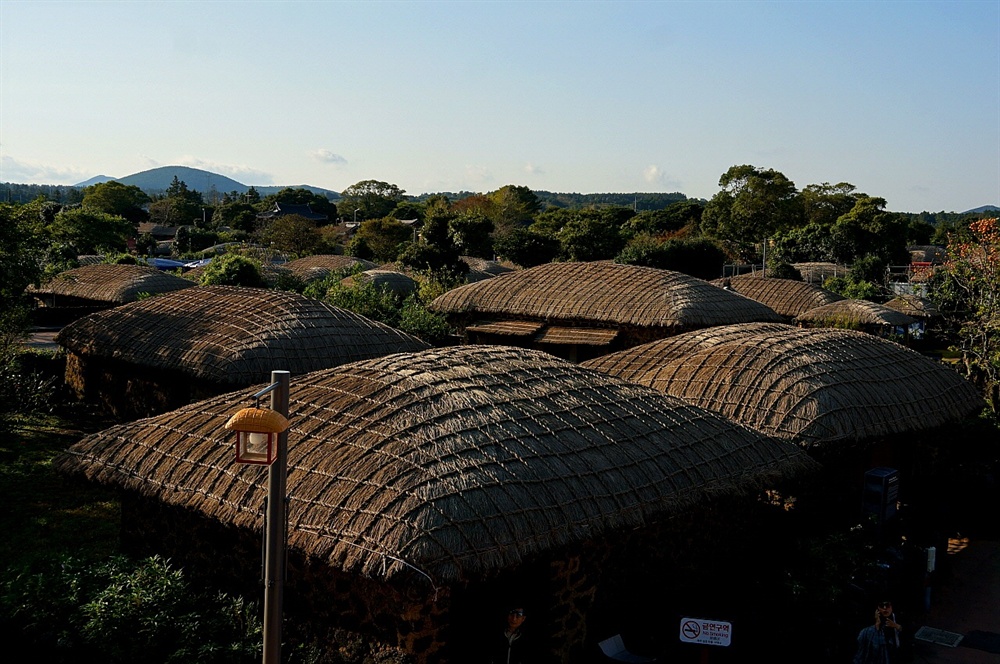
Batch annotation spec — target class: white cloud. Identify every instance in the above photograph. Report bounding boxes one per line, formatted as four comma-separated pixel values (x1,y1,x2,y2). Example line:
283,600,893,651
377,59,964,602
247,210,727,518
0,155,95,185
643,164,664,184
311,149,348,165
524,162,545,176
174,156,274,184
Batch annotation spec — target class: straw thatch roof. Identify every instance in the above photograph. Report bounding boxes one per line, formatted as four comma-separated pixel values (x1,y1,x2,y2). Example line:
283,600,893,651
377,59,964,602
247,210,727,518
56,345,816,585
581,323,984,447
908,245,947,264
27,264,195,304
283,255,379,283
791,262,849,285
76,255,105,266
429,261,784,330
884,294,941,319
711,275,845,318
341,269,418,296
460,256,516,276
795,299,917,328
56,285,429,385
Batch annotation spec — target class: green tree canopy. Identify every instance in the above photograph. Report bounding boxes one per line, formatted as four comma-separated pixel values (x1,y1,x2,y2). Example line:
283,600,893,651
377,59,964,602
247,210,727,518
0,202,45,324
46,207,135,255
486,185,542,235
81,181,150,223
149,177,205,227
259,187,337,223
799,182,860,227
338,180,406,222
828,196,909,265
199,253,264,287
493,227,560,268
348,216,412,263
255,214,325,257
701,164,801,258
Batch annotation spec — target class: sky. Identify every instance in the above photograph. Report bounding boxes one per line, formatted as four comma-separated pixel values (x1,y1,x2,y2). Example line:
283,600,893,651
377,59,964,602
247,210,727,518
1,1,998,213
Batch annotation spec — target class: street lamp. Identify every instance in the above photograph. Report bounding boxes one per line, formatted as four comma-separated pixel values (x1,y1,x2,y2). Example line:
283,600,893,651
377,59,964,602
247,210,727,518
224,370,291,664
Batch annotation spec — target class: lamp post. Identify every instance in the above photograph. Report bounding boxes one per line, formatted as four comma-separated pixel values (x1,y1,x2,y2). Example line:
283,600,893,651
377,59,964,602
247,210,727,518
224,370,291,664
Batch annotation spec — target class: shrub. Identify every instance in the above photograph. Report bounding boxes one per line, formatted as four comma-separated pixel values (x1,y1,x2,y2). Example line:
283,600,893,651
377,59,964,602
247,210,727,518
200,254,264,288
0,554,261,664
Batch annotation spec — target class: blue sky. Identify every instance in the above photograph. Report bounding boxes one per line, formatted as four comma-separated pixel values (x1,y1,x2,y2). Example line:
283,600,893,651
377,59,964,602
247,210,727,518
1,0,997,213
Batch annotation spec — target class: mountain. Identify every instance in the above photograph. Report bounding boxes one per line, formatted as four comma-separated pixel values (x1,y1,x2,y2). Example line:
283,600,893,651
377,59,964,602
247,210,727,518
962,205,1000,214
105,166,339,200
73,175,116,187
115,166,248,195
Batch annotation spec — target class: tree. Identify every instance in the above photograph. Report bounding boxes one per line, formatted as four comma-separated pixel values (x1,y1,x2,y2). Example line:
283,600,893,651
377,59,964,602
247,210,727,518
81,181,150,223
627,200,704,237
448,212,494,258
259,187,337,223
338,180,405,222
556,209,630,261
0,202,45,327
700,165,801,258
199,253,264,287
828,196,909,266
149,178,205,227
799,182,860,227
486,185,541,235
46,207,135,255
616,235,730,280
348,216,412,263
255,214,325,257
492,227,559,268
931,217,1000,411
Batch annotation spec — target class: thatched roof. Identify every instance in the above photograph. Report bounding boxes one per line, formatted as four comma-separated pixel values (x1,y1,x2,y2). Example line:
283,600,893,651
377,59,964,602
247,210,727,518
884,294,940,319
27,264,196,304
711,275,845,318
283,255,379,283
56,345,816,586
429,261,784,329
581,323,984,447
55,285,429,385
908,245,947,264
460,256,516,276
791,262,849,285
795,299,917,328
341,269,418,296
76,255,105,266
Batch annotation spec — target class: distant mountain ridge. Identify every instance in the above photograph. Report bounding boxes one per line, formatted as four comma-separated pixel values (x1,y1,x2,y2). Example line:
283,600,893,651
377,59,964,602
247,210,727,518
963,204,1000,214
74,165,339,200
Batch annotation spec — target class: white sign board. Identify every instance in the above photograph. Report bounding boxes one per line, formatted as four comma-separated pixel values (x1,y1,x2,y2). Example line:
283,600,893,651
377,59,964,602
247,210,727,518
679,617,732,647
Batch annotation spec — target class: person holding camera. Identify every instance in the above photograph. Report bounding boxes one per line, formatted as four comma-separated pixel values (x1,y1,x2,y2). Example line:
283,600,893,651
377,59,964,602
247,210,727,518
853,599,902,664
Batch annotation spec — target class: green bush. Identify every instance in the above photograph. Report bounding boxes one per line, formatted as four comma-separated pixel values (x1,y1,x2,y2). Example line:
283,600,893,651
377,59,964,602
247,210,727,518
1,554,261,664
199,254,265,288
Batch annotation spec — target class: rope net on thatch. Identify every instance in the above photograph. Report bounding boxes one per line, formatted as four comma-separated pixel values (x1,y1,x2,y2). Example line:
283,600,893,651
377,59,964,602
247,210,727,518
582,323,984,447
711,275,845,318
55,285,429,385
27,264,195,303
55,345,816,586
429,261,784,330
283,255,379,283
884,294,940,319
341,269,418,296
791,262,849,285
795,299,917,328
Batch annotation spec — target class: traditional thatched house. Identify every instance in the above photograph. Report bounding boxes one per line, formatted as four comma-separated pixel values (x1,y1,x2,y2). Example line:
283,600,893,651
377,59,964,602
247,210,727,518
283,254,379,284
711,274,845,320
581,323,984,452
56,285,429,419
55,345,816,663
428,261,784,362
907,245,947,265
794,299,917,337
884,294,942,341
791,261,848,285
459,255,517,276
26,264,195,325
341,269,418,296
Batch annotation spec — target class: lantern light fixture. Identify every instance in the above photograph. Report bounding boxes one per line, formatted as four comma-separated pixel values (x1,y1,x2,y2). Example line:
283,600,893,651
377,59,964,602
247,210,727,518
225,406,289,465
